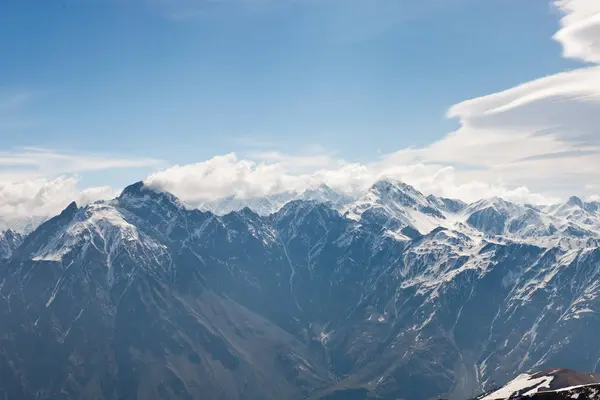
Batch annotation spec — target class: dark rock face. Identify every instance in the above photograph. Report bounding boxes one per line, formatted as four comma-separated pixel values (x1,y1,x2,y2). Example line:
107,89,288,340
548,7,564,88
466,206,508,235
0,229,23,261
1,181,600,400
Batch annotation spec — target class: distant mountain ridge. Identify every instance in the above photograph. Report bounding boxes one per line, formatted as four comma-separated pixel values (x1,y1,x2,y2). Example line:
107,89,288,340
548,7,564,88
198,179,600,245
1,180,600,400
196,184,354,216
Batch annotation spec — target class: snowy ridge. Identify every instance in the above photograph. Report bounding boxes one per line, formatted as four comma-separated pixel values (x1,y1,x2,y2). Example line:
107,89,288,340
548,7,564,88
475,369,600,400
29,201,169,287
479,373,554,399
342,179,451,234
338,180,600,247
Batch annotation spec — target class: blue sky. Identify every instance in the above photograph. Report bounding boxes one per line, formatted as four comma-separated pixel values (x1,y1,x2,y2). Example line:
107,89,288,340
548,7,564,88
1,0,574,188
2,0,600,218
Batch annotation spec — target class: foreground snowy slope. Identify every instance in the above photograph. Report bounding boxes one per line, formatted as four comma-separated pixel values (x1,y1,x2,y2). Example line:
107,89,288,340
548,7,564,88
473,369,600,400
1,180,600,400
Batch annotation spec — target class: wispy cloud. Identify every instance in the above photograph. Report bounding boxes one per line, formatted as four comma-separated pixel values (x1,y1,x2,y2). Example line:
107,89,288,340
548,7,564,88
0,176,120,222
0,147,164,181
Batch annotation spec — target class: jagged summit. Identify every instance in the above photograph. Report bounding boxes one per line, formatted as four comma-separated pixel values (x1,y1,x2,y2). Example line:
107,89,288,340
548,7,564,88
370,179,428,203
120,180,172,202
343,179,448,234
61,201,79,217
567,195,584,207
0,228,19,240
118,180,189,215
119,180,146,196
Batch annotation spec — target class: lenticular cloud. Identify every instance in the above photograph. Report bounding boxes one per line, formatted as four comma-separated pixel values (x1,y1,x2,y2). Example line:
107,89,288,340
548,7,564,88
554,0,600,63
397,0,600,199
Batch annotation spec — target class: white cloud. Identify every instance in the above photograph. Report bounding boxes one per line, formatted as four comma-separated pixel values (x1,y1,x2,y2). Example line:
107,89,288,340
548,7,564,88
145,153,302,201
0,147,163,181
145,152,561,206
0,148,162,226
377,0,600,200
387,66,600,197
553,0,600,63
0,177,118,219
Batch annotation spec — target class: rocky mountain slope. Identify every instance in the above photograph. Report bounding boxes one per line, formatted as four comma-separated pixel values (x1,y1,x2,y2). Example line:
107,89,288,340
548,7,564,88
1,180,600,400
0,229,23,261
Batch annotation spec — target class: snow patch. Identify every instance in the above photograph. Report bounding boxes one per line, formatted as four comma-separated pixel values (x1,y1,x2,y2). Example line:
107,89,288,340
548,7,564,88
480,373,554,400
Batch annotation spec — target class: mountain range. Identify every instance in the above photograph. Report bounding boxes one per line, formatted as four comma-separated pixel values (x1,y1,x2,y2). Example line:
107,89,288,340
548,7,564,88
1,179,600,400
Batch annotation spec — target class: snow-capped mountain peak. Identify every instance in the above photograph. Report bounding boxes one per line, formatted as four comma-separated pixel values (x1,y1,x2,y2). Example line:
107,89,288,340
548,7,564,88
369,179,431,207
343,179,448,235
23,196,166,277
120,181,189,212
567,195,584,208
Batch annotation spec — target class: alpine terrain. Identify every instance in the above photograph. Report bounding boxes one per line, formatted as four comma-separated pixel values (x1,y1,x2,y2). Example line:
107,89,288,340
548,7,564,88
1,180,600,400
